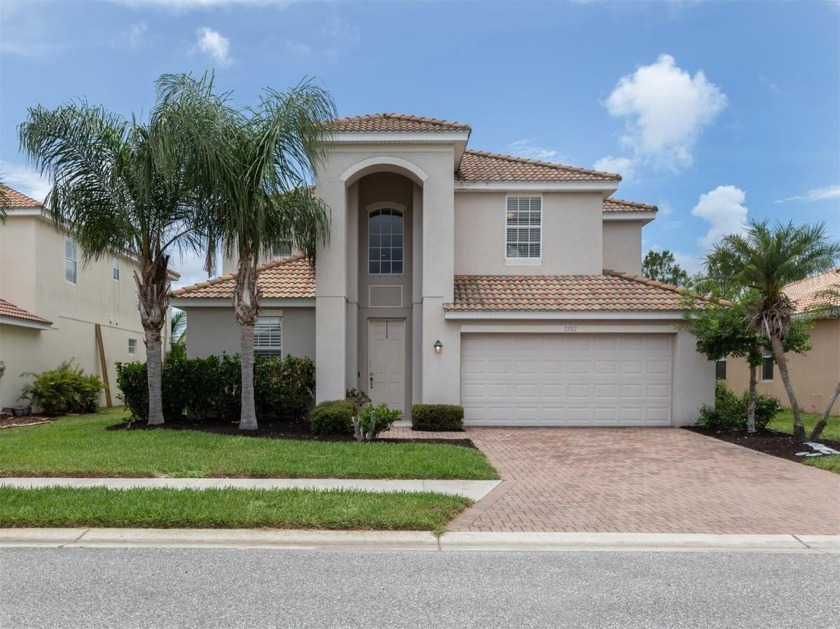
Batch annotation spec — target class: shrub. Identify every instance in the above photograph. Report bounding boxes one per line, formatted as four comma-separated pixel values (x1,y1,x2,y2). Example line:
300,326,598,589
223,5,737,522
345,388,371,414
116,354,316,423
310,400,355,436
20,361,104,415
697,380,782,431
353,403,401,441
411,404,464,431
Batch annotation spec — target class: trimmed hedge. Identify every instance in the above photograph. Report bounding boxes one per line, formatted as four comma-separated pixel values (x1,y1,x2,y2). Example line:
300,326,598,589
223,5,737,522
116,354,314,423
310,400,355,436
697,380,782,431
411,404,464,431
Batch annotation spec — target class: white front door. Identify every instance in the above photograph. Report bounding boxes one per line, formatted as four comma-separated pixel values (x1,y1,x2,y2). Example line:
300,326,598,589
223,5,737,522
368,320,406,414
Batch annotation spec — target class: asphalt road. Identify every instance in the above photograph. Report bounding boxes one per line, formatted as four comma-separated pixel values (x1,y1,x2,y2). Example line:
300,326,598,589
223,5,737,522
1,548,837,628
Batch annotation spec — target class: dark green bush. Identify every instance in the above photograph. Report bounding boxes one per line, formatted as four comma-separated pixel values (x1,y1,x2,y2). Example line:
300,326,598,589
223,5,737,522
310,400,355,436
411,404,464,431
20,361,104,415
697,380,782,431
116,354,315,423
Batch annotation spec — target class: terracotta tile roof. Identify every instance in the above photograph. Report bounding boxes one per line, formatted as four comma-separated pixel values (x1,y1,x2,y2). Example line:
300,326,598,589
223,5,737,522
334,113,471,134
456,150,621,184
1,185,42,208
0,298,51,325
170,255,315,300
603,198,658,213
784,268,840,315
445,271,697,312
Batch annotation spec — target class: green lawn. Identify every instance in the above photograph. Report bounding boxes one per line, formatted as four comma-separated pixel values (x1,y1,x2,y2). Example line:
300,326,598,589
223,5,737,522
768,410,840,441
0,408,498,480
768,410,840,474
0,486,470,532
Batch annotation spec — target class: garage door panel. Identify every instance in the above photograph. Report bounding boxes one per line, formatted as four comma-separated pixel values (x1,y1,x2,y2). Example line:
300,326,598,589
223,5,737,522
462,334,672,427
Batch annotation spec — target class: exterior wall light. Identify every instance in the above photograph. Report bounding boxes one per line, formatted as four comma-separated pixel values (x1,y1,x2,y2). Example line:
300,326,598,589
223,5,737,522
433,340,443,354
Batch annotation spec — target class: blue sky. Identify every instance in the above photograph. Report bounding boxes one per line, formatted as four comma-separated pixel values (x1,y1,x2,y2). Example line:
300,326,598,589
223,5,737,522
1,0,838,287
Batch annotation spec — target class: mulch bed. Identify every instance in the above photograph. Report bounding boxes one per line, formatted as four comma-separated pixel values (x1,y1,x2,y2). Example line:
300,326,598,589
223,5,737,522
107,417,476,449
0,415,51,429
686,427,840,463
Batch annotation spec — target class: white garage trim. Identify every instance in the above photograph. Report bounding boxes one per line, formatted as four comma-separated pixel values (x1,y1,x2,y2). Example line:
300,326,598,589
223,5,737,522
461,333,673,427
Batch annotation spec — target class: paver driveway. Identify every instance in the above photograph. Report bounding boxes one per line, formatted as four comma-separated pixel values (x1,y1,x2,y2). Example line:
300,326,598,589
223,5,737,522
392,426,840,534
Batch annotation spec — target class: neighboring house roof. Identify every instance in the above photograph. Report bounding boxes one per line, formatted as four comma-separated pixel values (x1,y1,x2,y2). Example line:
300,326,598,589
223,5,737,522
171,255,315,300
334,113,471,134
0,298,52,326
784,268,840,315
456,150,621,184
445,271,692,312
1,185,42,208
602,198,658,214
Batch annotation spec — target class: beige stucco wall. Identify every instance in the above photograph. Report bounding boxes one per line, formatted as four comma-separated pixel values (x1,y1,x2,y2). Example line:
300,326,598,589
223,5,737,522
725,319,840,415
454,191,604,276
0,213,146,409
182,305,316,361
602,221,644,275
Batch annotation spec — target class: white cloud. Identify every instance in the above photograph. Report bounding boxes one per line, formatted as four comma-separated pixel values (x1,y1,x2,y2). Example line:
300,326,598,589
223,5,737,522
759,76,781,94
775,184,840,204
671,250,703,276
194,26,232,66
282,39,311,58
658,199,673,217
604,54,727,171
170,250,215,290
0,161,52,204
691,185,748,251
508,140,562,162
125,22,148,48
593,155,634,180
322,16,360,47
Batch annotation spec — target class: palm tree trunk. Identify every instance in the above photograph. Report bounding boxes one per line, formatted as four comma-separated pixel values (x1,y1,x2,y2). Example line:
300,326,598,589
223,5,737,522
239,322,257,430
145,329,164,425
233,257,260,431
747,365,757,433
810,381,840,441
770,334,805,442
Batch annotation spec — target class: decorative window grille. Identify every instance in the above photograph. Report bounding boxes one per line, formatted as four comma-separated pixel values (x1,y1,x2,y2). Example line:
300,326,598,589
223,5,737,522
368,209,404,275
254,317,283,358
505,196,542,259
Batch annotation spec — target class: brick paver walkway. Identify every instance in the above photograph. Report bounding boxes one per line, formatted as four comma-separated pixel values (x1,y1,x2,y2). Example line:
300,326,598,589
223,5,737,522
390,426,840,534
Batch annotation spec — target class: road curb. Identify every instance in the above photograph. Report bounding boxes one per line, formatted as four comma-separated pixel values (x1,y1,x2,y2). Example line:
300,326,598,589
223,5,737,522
1,529,837,553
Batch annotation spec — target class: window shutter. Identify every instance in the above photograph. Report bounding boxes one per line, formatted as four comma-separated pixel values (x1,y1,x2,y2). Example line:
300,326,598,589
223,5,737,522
254,317,283,357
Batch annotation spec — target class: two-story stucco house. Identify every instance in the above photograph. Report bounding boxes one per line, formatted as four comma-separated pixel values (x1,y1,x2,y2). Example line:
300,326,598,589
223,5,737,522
0,185,161,409
172,114,714,426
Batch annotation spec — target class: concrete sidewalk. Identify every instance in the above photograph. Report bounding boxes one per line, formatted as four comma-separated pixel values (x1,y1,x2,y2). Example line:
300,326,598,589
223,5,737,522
0,478,501,501
0,528,837,553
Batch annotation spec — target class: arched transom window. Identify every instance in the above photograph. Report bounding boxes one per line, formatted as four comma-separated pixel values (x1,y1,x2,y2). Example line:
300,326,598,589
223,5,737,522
368,208,404,274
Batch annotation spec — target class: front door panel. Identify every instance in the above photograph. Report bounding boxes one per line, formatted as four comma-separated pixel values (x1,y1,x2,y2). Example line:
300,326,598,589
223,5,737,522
368,320,406,414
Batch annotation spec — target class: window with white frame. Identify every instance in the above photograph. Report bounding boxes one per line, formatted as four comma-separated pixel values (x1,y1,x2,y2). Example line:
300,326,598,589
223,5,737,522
254,317,282,358
505,196,542,259
65,237,77,284
128,339,137,355
368,208,404,275
272,240,293,259
112,258,120,281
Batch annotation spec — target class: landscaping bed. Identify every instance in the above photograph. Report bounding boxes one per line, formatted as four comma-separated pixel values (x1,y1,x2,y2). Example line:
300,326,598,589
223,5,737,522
687,427,840,462
108,416,476,449
0,415,50,429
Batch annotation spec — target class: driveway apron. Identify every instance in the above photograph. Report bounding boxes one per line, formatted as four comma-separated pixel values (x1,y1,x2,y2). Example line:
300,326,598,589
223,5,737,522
392,427,840,534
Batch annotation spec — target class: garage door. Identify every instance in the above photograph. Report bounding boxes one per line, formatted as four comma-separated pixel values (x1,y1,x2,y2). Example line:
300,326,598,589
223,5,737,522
461,334,672,426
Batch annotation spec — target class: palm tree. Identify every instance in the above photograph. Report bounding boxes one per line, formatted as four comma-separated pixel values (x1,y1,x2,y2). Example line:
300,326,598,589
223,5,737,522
169,309,188,361
154,73,336,430
709,220,840,441
19,101,201,425
0,177,10,223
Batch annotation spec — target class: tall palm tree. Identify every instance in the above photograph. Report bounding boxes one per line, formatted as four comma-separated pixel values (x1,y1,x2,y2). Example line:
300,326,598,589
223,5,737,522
154,73,335,430
710,220,840,441
0,177,10,222
19,101,201,425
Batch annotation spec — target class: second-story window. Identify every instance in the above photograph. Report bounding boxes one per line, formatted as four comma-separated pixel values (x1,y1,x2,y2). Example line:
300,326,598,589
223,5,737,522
368,208,404,275
112,258,120,281
506,196,542,260
65,237,77,284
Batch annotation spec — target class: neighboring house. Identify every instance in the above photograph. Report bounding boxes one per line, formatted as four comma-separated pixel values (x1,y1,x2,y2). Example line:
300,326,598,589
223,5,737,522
0,186,164,410
725,268,840,416
172,113,714,427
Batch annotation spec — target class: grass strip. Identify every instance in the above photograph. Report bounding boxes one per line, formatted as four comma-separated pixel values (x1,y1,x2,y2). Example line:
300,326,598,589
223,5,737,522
0,487,471,532
0,409,499,480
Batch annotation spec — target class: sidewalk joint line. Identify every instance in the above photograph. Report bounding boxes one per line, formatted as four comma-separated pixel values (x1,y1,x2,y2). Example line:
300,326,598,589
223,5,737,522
790,534,811,550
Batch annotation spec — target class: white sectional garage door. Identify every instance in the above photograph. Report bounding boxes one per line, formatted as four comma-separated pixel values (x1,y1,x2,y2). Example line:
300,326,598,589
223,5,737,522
461,334,673,426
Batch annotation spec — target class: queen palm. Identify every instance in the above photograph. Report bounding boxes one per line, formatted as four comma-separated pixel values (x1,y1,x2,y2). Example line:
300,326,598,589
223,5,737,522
19,101,201,425
710,220,840,441
155,73,335,430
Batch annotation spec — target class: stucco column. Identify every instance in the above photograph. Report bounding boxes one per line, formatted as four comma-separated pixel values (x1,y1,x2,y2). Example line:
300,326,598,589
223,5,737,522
315,178,348,403
672,329,715,426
